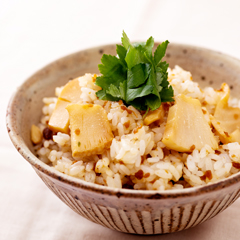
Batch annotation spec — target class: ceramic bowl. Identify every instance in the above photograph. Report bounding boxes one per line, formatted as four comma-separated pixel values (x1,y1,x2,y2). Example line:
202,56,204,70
6,43,240,235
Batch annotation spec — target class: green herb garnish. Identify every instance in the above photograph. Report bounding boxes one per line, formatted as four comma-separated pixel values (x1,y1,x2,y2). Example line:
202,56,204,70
78,141,81,147
95,31,174,111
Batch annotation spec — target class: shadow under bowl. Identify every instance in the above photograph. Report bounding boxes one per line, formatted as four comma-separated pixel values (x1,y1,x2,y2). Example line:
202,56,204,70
6,43,240,235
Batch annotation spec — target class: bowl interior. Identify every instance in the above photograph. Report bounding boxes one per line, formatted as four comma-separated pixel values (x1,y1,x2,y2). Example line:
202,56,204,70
7,42,240,196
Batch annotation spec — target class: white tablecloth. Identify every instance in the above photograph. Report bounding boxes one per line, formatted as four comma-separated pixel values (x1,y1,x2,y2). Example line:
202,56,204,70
1,0,240,239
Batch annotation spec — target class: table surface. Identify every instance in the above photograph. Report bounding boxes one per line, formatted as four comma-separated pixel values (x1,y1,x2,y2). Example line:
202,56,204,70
2,0,240,239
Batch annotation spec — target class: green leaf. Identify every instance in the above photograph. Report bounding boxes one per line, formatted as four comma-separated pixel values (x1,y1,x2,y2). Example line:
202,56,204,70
95,89,106,99
116,44,127,67
128,98,147,111
121,31,131,50
145,95,161,111
106,84,122,99
96,54,127,90
95,76,127,89
146,66,160,98
126,85,153,102
156,62,169,87
95,76,117,89
157,85,163,92
96,90,119,101
154,40,169,66
155,68,163,86
125,45,143,69
144,36,154,60
161,85,174,102
119,80,127,101
132,42,152,64
127,63,151,88
158,61,169,72
161,75,169,88
95,31,174,111
98,54,125,80
106,81,127,101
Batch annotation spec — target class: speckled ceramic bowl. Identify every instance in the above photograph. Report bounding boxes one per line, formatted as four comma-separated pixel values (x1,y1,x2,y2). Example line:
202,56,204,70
7,43,240,234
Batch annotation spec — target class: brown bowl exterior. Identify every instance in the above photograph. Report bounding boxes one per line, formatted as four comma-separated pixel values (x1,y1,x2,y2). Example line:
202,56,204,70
35,168,240,234
6,43,240,234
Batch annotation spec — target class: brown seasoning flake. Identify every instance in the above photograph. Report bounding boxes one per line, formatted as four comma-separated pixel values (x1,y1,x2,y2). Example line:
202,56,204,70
92,74,97,82
123,121,130,129
102,101,107,108
121,105,133,114
234,114,239,120
215,150,222,155
190,145,195,151
205,170,213,180
43,127,53,140
162,102,170,113
133,125,143,134
216,88,224,92
144,173,150,178
141,155,146,164
163,148,170,156
75,128,80,135
135,170,144,180
224,131,230,137
122,176,134,189
232,162,240,169
200,175,207,181
201,170,213,180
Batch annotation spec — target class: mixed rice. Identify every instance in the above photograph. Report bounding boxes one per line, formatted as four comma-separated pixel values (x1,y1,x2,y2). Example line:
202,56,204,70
32,66,240,190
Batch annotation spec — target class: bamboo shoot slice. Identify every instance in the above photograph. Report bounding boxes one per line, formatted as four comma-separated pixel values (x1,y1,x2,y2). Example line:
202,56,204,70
162,94,218,152
66,104,113,158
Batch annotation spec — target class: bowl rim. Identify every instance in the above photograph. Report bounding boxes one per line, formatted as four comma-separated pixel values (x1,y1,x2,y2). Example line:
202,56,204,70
6,42,240,199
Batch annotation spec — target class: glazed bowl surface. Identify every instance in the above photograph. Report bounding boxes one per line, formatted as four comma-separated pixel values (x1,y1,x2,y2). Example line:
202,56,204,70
6,43,240,234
